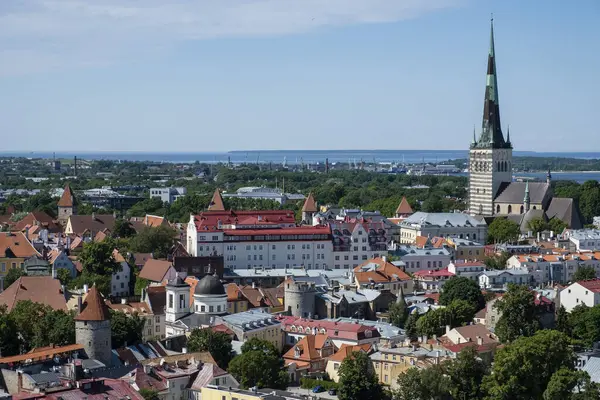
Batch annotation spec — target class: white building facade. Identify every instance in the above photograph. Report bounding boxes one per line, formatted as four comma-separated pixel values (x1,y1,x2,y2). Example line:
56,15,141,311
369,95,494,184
560,281,600,312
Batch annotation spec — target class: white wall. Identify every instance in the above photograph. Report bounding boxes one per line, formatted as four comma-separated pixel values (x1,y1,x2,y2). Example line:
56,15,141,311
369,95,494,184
111,261,131,297
561,282,600,312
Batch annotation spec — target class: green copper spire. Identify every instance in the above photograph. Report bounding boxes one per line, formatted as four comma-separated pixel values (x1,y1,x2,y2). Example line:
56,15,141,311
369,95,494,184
471,17,511,150
524,180,530,211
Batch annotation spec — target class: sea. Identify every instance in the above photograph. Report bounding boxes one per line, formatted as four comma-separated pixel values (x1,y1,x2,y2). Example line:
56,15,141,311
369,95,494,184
3,149,600,183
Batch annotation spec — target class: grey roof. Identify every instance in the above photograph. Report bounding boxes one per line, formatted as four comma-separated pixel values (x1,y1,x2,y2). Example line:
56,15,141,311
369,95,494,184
221,309,280,331
29,372,61,384
402,212,486,228
547,197,583,229
392,245,451,257
480,268,529,277
494,182,550,204
582,356,600,383
450,238,484,246
317,289,374,305
195,273,225,296
520,209,547,233
569,229,600,241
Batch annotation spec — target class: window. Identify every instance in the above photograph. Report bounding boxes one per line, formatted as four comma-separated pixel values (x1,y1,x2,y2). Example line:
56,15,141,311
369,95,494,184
209,306,214,312
335,256,340,260
201,305,206,312
168,294,174,308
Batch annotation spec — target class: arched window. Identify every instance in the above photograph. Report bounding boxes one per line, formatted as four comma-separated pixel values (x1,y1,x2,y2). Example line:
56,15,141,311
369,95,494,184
508,205,512,214
496,204,500,214
533,206,537,210
520,205,524,214
473,234,477,240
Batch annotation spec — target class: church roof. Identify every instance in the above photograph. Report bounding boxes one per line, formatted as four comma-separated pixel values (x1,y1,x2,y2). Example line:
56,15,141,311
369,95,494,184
547,197,584,229
208,189,225,211
396,197,413,215
472,18,511,150
520,209,547,233
494,182,550,204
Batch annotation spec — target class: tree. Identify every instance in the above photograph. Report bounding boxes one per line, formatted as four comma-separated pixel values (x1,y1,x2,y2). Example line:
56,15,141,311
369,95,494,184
388,293,408,328
188,328,233,369
228,338,288,389
110,311,145,348
487,218,520,244
338,351,383,400
493,284,541,343
579,180,600,224
483,330,575,400
129,225,176,259
404,311,420,341
4,267,26,288
556,305,571,337
439,276,485,310
0,306,20,357
112,218,136,238
572,265,597,282
394,365,450,400
139,388,160,400
569,304,600,347
543,368,600,400
527,217,549,235
56,268,72,287
483,252,510,270
416,300,477,337
421,195,444,213
443,346,487,400
24,191,57,217
548,218,568,235
79,240,122,275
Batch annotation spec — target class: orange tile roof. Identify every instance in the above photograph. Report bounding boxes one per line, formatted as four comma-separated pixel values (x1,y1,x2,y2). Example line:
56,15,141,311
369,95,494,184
395,197,413,215
328,343,372,363
107,301,152,314
208,189,225,211
13,212,61,233
0,232,41,258
302,193,318,213
75,286,110,321
415,236,430,248
185,276,199,306
57,183,75,207
139,259,173,282
283,334,331,363
0,344,84,364
0,276,67,312
144,214,168,227
354,257,411,284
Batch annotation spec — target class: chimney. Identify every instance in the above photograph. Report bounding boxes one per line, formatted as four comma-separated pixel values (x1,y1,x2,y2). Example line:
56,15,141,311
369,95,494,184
477,336,483,346
91,212,96,221
121,298,127,305
252,281,256,289
77,296,83,313
83,284,89,293
445,325,451,334
382,256,387,263
182,347,187,354
52,265,57,279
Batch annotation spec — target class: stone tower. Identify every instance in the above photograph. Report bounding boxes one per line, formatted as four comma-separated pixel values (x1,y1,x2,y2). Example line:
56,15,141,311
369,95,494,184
469,18,513,216
301,193,318,225
75,286,112,367
57,183,77,224
284,276,316,318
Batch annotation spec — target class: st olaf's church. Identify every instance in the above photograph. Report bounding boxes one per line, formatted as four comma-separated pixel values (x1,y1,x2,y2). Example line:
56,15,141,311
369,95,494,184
468,19,583,231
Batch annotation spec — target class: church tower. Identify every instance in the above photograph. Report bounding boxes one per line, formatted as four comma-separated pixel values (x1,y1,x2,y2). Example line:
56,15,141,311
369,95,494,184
469,18,513,216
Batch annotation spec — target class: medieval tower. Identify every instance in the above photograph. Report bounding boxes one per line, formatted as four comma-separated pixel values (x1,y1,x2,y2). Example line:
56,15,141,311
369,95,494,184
75,286,112,367
469,18,513,216
284,276,317,318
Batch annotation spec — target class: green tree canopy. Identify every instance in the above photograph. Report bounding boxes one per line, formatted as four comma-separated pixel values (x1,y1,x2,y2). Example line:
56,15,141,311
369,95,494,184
548,218,568,235
569,304,600,348
483,252,510,270
572,265,597,282
527,217,549,235
487,218,521,244
338,351,384,400
188,328,233,369
388,293,408,329
129,225,176,259
404,312,420,342
110,311,145,349
483,330,575,400
0,306,20,357
493,284,541,343
543,368,600,400
228,338,288,390
79,240,122,275
112,218,137,238
416,300,477,337
4,267,27,288
439,276,485,310
443,346,488,400
139,388,160,400
394,365,450,400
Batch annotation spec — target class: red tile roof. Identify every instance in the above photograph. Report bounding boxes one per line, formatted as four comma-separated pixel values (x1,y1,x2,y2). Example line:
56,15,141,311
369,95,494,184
576,279,600,293
75,286,110,321
68,214,116,235
0,232,41,258
13,212,61,233
283,334,331,363
139,259,173,282
57,184,75,207
302,193,318,213
395,197,413,216
15,378,144,399
0,344,84,365
192,210,296,232
223,225,331,237
208,189,225,211
0,276,66,312
276,316,380,341
327,343,372,363
413,268,455,278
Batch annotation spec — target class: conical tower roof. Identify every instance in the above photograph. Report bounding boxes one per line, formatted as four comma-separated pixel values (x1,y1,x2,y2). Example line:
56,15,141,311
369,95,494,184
208,188,225,211
302,193,318,213
75,286,110,321
58,183,76,207
395,197,414,216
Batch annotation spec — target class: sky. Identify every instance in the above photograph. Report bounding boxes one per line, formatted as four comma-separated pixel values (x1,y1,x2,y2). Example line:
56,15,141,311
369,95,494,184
0,0,598,153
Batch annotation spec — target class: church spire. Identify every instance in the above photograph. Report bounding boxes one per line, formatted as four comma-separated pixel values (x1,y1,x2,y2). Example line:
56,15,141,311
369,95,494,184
524,180,530,212
472,17,511,149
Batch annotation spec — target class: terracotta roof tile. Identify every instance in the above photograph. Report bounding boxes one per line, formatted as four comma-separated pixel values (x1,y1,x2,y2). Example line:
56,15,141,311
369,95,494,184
328,343,372,363
395,197,413,216
146,285,166,314
13,212,61,233
139,259,173,282
192,210,296,232
57,184,75,207
302,193,318,213
0,232,41,258
354,257,411,284
0,276,67,312
283,334,330,362
68,214,116,236
208,189,225,211
75,286,110,321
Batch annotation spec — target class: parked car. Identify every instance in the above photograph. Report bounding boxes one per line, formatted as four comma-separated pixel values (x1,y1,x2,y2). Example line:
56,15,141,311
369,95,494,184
312,386,324,393
328,388,337,395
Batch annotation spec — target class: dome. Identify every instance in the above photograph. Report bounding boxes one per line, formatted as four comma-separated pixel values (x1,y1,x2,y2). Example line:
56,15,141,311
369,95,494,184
195,273,225,296
167,275,188,287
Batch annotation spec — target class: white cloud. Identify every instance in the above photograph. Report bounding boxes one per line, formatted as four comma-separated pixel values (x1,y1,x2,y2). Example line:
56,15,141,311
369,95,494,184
0,0,461,75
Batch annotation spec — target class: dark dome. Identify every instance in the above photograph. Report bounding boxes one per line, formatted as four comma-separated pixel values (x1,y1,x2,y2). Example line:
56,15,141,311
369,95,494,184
195,274,225,295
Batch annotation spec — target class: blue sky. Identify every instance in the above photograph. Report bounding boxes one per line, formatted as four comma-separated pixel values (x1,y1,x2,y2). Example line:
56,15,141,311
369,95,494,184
0,0,598,152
